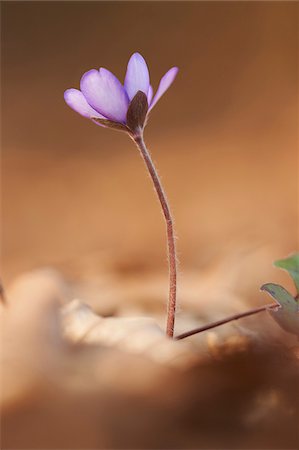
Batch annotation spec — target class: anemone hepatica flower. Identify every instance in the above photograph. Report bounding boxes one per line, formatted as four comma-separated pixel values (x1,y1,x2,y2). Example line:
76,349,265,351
64,52,178,136
64,53,179,338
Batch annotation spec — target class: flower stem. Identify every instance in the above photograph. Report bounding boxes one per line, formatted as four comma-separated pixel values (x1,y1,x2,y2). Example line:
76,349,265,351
0,279,6,304
175,303,278,340
132,133,177,338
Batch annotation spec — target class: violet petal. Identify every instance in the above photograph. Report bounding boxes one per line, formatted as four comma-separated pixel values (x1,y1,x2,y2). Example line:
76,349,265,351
64,88,106,119
80,68,129,123
124,53,150,101
147,85,153,106
149,67,178,111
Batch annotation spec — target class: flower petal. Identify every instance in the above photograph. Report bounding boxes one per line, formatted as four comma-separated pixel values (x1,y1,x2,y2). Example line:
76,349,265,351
147,85,153,106
149,67,178,112
80,68,129,123
64,88,106,119
124,53,150,101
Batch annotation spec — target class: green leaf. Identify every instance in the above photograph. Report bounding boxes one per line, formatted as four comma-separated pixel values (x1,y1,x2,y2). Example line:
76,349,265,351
261,283,298,311
261,283,299,337
274,253,299,293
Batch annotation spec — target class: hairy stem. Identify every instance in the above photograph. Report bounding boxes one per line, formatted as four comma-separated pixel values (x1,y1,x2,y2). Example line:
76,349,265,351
132,133,177,338
175,303,278,340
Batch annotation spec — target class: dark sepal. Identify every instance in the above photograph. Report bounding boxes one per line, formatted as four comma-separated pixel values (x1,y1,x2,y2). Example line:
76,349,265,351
91,118,129,133
126,91,148,134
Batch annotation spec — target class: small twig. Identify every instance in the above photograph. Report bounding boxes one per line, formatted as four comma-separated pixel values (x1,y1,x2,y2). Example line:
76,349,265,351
175,303,278,340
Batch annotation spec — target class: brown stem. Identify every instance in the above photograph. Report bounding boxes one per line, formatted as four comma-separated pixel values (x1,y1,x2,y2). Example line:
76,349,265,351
175,303,278,340
0,280,6,304
132,133,177,338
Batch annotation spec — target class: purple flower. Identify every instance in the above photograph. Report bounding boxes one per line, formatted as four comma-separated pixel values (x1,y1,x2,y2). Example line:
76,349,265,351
64,53,178,134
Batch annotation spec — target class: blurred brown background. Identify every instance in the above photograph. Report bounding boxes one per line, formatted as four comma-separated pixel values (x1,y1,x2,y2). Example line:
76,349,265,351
1,3,299,449
2,1,298,303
